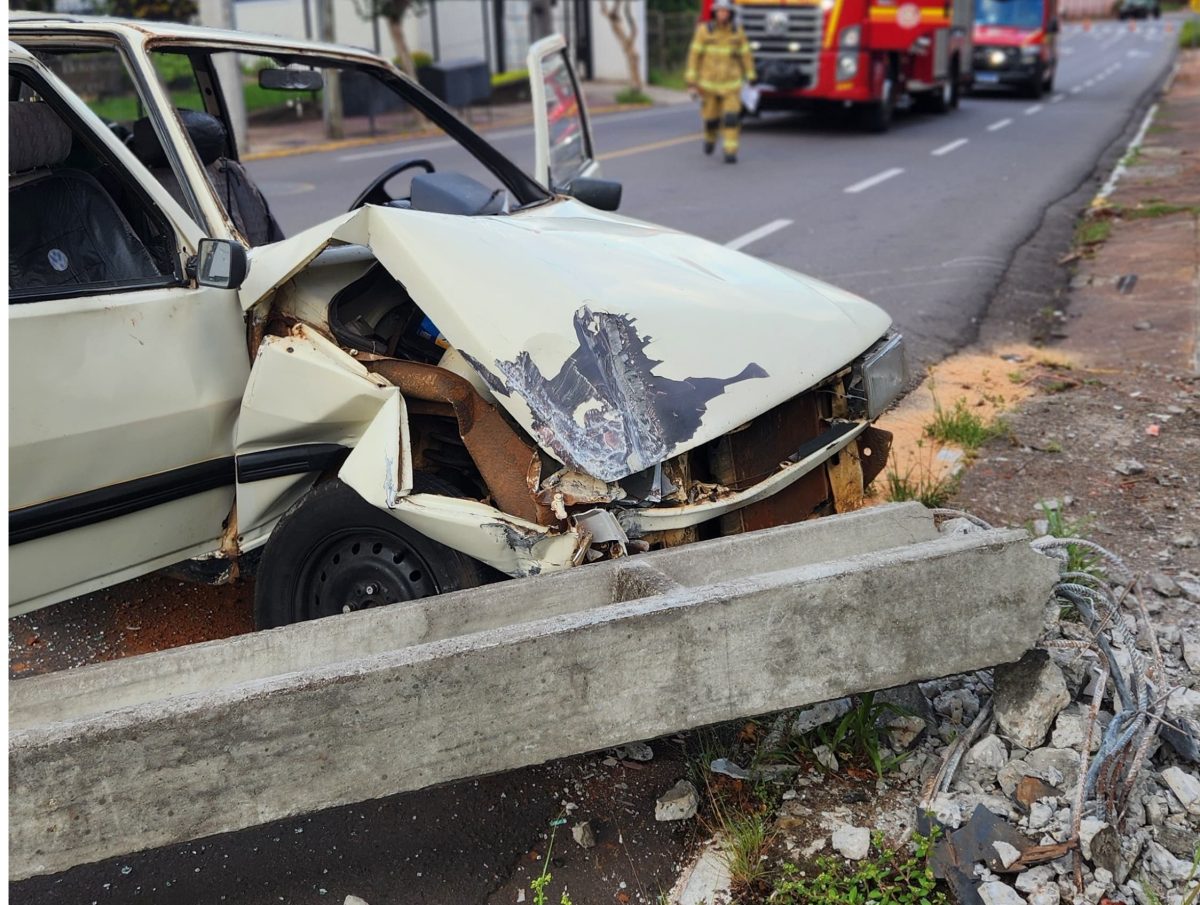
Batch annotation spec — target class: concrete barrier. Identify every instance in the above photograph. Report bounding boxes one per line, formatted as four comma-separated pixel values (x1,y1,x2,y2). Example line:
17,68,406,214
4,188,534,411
8,503,1059,880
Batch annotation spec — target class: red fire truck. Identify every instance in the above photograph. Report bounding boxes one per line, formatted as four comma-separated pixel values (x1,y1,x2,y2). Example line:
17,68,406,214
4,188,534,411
700,0,975,132
971,0,1060,98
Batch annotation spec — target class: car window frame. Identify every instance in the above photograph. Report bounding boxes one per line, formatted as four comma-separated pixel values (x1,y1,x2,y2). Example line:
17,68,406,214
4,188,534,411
8,62,188,305
141,37,554,220
16,33,213,233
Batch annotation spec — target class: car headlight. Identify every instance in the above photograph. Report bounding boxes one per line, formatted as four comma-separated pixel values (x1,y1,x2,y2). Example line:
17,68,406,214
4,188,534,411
837,52,859,79
860,334,908,419
840,25,861,48
988,48,1007,67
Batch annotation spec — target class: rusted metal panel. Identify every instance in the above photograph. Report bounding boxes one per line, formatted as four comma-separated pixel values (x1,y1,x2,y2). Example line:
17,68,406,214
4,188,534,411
712,392,836,535
367,359,552,526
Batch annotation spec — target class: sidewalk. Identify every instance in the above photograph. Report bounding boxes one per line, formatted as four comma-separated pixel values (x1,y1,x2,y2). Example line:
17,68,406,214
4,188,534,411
952,49,1200,581
242,79,689,160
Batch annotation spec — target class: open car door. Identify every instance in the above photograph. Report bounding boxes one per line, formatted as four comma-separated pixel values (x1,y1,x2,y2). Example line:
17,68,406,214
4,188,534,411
527,35,599,191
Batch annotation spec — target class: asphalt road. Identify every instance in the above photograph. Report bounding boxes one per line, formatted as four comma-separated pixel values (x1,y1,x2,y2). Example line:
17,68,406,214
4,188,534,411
251,18,1177,366
11,19,1177,905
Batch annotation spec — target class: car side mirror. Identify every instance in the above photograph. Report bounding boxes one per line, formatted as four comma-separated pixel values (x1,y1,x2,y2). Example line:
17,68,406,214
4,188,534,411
195,238,248,290
560,177,622,211
1047,18,1060,32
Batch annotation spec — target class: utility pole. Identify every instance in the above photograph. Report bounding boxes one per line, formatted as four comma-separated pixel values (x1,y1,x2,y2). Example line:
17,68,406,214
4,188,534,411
316,0,344,140
197,0,247,151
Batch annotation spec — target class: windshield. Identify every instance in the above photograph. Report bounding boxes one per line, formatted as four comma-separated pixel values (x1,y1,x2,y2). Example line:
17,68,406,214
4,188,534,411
975,0,1045,28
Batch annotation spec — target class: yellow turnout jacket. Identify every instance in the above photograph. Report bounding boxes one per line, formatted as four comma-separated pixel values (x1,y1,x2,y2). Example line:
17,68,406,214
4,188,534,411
685,20,756,94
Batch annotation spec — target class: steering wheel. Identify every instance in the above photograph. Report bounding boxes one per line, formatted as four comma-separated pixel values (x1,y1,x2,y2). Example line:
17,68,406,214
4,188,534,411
348,158,436,211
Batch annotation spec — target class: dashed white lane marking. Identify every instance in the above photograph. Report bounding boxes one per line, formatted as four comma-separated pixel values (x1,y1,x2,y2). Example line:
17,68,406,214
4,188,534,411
987,118,1013,131
1071,85,1084,94
931,138,969,156
725,218,794,251
844,167,904,193
1052,92,1067,103
1024,104,1043,115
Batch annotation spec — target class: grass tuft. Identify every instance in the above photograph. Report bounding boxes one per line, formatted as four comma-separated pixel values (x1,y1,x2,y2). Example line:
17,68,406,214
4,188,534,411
615,86,653,105
885,459,958,508
924,397,1004,451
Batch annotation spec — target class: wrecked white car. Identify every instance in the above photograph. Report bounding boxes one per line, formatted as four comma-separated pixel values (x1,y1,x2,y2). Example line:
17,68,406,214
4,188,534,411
8,17,907,627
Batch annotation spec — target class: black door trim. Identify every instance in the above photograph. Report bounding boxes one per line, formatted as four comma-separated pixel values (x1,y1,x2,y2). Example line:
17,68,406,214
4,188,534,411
9,458,236,546
9,444,351,546
235,443,350,483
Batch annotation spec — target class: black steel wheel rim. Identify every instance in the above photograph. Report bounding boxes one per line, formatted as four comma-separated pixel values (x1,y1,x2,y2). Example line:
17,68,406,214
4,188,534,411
295,528,439,620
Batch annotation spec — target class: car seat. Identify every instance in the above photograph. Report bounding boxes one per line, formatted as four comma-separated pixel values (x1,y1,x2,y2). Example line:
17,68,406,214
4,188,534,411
9,100,162,293
134,108,283,247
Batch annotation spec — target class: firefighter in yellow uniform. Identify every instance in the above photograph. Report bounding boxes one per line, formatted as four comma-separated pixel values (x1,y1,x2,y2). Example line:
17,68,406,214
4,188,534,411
685,0,756,163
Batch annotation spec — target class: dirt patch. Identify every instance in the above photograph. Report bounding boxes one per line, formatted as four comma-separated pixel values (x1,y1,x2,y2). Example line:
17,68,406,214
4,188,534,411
9,573,253,678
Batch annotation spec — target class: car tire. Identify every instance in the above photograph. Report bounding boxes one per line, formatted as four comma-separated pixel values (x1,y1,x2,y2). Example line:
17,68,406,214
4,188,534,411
860,77,895,133
254,475,491,629
1025,67,1044,99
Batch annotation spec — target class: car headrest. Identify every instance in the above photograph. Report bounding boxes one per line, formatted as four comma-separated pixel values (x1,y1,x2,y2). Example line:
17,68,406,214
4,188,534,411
9,101,72,174
134,108,226,168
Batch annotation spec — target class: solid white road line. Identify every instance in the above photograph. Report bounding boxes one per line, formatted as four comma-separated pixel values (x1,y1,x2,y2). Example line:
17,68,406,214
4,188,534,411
1024,104,1043,115
725,218,794,251
987,118,1013,131
844,167,904,193
932,138,969,156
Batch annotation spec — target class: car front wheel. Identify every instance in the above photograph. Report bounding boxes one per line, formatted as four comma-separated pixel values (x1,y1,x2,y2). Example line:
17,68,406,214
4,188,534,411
254,476,489,629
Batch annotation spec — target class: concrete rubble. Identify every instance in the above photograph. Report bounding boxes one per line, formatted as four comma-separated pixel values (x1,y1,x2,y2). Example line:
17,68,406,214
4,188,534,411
671,512,1199,905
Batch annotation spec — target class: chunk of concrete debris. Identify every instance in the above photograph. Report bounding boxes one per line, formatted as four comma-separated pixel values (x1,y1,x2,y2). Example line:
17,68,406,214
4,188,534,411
993,841,1022,869
965,735,1009,781
1024,747,1080,791
931,795,964,830
1078,818,1108,861
1145,840,1195,883
791,698,852,735
345,897,370,905
1148,572,1181,598
709,758,751,780
812,744,839,772
572,820,596,849
1050,704,1100,752
655,780,699,822
617,741,653,762
1015,866,1055,893
940,517,986,537
831,825,871,861
1113,459,1146,476
1172,530,1198,549
980,880,1027,905
887,715,927,751
1184,636,1200,674
1161,765,1200,816
994,651,1071,749
934,687,981,725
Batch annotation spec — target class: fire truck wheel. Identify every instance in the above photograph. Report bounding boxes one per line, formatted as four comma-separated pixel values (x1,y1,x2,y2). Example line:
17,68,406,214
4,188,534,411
860,78,895,133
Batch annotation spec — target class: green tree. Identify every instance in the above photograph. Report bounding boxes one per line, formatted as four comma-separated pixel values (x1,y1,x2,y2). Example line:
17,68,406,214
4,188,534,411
107,0,198,20
352,0,425,76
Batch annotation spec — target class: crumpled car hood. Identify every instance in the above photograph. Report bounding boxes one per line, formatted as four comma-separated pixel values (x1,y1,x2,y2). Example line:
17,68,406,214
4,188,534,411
244,200,891,483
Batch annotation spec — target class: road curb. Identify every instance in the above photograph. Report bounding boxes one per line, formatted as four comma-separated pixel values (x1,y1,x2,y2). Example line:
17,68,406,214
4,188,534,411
242,101,649,162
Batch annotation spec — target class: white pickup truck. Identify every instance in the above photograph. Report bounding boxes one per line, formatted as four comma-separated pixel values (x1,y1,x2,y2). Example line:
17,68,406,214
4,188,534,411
8,15,907,628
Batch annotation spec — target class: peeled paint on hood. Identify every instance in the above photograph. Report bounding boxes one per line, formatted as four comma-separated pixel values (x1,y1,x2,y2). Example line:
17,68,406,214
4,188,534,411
243,201,892,482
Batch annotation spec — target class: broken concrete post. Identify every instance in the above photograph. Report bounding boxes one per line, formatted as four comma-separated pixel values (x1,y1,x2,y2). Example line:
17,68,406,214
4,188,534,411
9,504,1059,880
